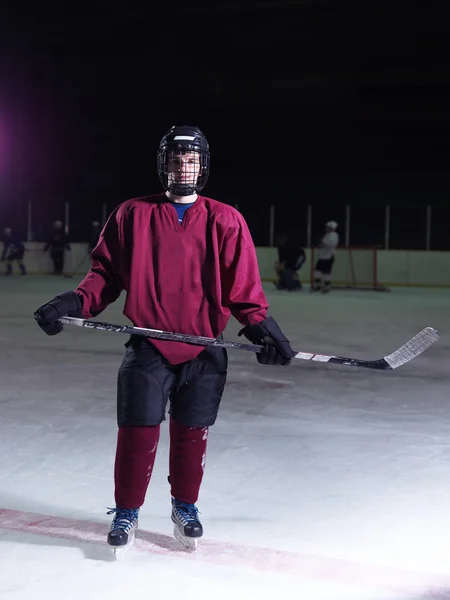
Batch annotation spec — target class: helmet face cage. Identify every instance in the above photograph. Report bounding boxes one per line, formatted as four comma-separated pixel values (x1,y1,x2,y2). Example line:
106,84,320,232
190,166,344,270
157,126,210,196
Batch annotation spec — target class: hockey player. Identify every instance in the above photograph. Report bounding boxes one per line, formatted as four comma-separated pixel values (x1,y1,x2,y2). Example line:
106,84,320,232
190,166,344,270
311,221,339,293
274,233,306,291
43,220,71,275
1,228,26,276
33,125,295,553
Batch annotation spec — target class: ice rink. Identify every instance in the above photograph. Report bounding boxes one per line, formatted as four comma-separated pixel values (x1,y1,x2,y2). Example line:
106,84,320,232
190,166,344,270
1,276,450,600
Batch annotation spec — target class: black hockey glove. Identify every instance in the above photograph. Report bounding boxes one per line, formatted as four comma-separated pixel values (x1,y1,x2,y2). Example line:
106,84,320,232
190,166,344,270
238,316,295,366
34,290,83,336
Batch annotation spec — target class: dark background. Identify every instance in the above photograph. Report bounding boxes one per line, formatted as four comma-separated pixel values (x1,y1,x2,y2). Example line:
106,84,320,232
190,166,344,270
0,0,449,248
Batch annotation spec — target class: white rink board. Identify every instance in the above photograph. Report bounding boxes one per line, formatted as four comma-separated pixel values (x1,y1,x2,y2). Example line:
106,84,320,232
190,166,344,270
11,243,450,287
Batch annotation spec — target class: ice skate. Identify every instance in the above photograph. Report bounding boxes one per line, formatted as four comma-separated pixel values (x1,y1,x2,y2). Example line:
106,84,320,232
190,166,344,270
106,507,139,558
310,278,322,292
171,498,203,551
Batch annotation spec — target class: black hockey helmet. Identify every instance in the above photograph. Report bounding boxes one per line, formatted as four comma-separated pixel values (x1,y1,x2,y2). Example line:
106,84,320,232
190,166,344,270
157,125,210,196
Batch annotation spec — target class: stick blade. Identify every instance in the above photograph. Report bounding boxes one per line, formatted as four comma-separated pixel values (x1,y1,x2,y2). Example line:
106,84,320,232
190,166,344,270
384,327,440,369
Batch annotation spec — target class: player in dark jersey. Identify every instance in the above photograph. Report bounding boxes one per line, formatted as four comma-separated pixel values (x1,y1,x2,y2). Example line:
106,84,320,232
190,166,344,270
43,220,71,275
274,233,306,291
1,228,26,276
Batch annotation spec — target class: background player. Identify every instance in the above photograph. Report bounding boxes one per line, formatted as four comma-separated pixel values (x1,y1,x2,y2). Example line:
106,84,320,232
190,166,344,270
1,228,26,276
311,220,339,293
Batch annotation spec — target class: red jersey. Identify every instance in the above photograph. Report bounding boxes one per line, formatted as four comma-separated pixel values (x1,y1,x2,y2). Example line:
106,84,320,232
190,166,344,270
75,194,268,364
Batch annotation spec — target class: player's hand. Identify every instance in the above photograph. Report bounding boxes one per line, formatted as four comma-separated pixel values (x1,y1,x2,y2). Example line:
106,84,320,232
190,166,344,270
238,317,295,365
34,291,83,336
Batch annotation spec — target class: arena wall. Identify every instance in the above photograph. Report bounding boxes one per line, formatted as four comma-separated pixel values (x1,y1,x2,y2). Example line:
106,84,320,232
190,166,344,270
12,243,450,288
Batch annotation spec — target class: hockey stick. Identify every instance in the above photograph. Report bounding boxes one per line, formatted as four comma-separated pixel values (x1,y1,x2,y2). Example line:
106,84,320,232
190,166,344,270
58,316,439,371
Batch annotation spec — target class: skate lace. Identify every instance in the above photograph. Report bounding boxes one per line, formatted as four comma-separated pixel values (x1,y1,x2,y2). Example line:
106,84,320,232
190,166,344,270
174,501,200,523
107,507,139,532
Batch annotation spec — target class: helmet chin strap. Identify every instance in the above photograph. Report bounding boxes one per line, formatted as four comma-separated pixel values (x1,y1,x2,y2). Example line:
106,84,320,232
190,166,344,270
169,182,196,196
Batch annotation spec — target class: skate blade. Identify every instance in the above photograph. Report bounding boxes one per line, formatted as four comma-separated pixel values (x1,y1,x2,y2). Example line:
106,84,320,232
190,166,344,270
173,524,198,551
110,531,135,559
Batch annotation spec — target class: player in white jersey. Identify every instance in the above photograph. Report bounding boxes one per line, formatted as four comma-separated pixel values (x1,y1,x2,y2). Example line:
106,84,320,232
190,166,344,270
311,221,339,293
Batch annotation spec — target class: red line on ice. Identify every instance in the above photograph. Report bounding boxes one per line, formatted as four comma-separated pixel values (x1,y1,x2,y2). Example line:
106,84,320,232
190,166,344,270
1,507,449,595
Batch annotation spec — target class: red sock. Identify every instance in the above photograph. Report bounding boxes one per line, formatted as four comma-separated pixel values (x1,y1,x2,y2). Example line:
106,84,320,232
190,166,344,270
169,418,208,504
114,425,160,508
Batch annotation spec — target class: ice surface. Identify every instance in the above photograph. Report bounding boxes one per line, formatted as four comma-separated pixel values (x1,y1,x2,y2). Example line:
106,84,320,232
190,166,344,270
1,276,450,600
